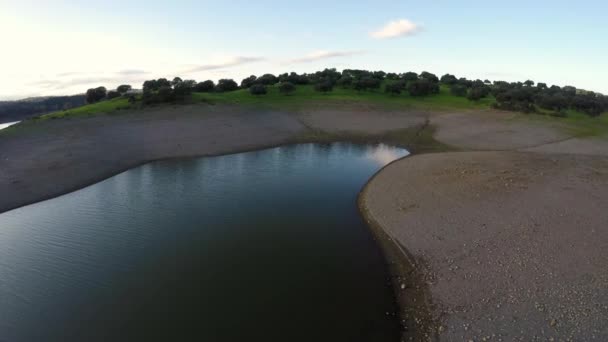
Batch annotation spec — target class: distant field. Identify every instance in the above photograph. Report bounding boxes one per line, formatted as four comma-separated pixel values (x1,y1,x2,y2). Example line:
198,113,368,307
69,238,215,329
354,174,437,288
15,84,608,137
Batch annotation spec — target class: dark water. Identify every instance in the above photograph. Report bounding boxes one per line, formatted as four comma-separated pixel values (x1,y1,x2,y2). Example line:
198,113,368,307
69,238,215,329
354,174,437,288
0,143,409,342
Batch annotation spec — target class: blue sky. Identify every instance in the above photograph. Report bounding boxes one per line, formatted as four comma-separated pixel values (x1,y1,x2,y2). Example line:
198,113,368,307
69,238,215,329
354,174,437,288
1,0,607,99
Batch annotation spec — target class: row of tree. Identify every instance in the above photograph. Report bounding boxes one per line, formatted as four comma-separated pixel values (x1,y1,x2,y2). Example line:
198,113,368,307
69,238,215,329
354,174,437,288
0,95,87,122
85,68,607,117
85,85,133,104
241,69,443,97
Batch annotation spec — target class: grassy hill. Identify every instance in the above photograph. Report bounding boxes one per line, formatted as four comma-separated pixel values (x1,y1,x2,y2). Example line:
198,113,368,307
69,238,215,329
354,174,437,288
191,84,496,111
16,84,608,138
37,84,495,119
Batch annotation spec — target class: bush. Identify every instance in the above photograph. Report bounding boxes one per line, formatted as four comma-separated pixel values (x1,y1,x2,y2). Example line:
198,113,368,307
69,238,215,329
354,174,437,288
467,87,488,101
257,74,278,85
336,76,353,88
314,79,333,93
240,75,257,88
385,83,402,95
143,78,170,93
450,84,468,97
117,84,132,94
157,86,175,103
194,80,215,92
408,79,439,96
440,74,458,85
85,86,107,104
107,90,121,99
173,80,195,98
353,77,381,91
279,82,296,95
402,72,418,82
249,84,267,96
420,71,439,83
216,79,239,92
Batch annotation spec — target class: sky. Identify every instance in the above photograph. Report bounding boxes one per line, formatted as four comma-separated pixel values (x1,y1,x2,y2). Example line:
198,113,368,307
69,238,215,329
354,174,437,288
1,0,607,100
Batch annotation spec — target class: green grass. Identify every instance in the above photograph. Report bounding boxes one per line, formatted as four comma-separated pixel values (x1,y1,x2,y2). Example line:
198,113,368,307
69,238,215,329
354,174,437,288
550,110,608,137
36,97,135,121
517,106,608,138
192,84,495,111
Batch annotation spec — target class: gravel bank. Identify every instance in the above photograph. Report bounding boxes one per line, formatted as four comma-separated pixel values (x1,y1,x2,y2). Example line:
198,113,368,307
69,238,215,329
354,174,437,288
361,151,608,341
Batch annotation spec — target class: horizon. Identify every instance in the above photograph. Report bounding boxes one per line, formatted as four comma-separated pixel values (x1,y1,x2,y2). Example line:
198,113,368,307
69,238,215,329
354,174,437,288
1,0,607,100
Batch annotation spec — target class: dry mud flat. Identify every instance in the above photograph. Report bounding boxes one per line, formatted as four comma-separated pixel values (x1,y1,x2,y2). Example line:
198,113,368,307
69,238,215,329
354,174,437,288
361,151,608,341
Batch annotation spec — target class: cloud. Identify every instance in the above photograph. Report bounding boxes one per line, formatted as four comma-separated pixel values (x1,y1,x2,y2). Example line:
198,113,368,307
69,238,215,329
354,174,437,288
370,19,420,39
186,56,264,72
117,69,148,76
286,50,366,64
30,75,145,90
56,71,84,77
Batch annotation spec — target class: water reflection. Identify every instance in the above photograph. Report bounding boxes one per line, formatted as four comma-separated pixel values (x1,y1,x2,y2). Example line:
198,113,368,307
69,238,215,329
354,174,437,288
366,144,410,166
0,121,19,130
0,143,408,342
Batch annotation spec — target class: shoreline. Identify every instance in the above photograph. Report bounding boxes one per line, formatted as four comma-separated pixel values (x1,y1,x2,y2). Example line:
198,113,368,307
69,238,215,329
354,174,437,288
361,151,608,340
0,104,442,214
0,104,443,341
358,154,439,341
2,103,607,341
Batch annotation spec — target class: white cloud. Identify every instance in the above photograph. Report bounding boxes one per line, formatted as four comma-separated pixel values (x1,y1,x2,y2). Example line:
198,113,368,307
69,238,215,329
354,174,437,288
370,19,420,39
117,69,149,76
286,50,366,64
186,56,264,72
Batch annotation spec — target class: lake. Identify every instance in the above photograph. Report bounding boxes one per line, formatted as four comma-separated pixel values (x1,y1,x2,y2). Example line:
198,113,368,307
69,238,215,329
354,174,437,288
0,143,409,341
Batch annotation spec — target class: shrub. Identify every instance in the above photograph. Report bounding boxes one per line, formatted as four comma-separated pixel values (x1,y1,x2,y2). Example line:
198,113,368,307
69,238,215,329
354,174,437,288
420,71,439,83
450,84,468,97
467,87,487,101
440,74,458,85
85,86,107,104
314,79,333,93
173,80,195,98
402,72,418,82
336,76,353,88
216,79,239,92
257,74,278,85
194,80,215,92
240,75,257,88
107,90,121,99
249,84,267,96
156,86,175,102
408,79,439,96
353,77,381,91
279,82,296,95
385,83,402,95
117,84,132,94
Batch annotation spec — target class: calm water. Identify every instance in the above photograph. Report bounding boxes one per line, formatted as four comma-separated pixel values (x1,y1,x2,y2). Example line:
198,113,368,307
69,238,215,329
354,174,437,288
0,143,409,342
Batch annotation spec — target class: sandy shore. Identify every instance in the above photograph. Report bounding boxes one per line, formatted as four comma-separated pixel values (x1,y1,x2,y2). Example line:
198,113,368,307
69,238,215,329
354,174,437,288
2,104,607,340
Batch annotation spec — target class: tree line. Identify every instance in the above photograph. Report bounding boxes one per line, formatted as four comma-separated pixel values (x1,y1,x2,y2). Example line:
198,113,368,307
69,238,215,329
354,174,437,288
0,95,87,122
84,69,607,117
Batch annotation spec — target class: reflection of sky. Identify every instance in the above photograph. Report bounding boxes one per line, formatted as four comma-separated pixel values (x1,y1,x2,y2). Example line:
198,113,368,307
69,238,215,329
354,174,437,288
0,121,19,130
366,144,410,166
